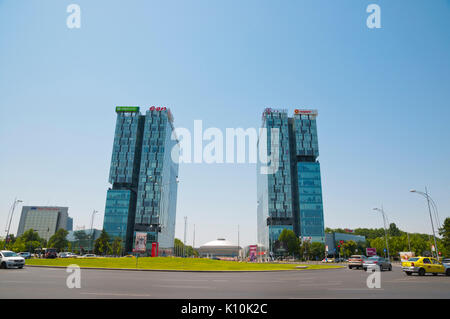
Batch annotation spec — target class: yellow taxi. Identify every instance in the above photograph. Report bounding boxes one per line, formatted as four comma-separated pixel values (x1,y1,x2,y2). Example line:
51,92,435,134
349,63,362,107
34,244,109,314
402,256,450,276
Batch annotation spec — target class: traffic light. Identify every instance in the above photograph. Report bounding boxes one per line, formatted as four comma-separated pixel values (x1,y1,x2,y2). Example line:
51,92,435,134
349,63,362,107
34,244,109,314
337,245,340,248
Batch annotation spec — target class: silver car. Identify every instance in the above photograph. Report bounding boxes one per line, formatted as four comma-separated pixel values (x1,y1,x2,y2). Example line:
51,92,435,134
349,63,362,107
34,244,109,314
363,256,392,271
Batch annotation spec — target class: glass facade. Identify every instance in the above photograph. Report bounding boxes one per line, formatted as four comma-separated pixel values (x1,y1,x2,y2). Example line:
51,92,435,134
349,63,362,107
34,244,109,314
257,108,325,256
103,189,136,252
297,162,324,242
257,109,294,253
103,106,179,255
109,111,143,186
135,108,179,251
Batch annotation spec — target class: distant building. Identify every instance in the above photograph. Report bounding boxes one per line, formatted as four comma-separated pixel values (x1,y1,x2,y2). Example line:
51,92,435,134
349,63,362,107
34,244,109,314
198,238,241,258
325,232,366,254
66,217,73,231
17,206,69,241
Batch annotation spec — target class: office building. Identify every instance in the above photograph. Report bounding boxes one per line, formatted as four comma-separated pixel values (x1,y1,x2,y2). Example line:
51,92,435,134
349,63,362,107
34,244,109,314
17,206,69,241
103,106,179,255
257,108,325,256
66,217,73,231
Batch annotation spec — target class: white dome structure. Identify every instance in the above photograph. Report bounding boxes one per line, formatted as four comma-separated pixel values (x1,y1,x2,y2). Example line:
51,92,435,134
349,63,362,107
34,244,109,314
198,238,241,258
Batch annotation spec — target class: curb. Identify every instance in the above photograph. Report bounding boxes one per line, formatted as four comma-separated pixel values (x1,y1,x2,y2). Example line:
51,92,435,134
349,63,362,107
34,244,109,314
25,264,344,273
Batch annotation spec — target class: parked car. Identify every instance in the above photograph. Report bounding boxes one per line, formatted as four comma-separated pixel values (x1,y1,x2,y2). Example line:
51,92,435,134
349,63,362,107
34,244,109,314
0,250,25,269
44,248,58,259
442,258,450,266
18,252,32,259
348,255,367,269
321,257,335,263
363,256,392,271
402,256,450,276
80,254,97,258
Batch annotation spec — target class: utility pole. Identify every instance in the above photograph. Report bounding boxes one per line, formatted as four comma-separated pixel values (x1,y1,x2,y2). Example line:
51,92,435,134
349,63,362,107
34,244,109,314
4,198,22,249
183,216,187,258
90,210,98,254
410,188,440,259
237,225,240,261
425,187,439,259
193,224,195,258
407,232,411,252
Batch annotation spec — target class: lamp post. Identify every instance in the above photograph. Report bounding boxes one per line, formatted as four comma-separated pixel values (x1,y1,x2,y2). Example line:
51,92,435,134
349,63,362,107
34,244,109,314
4,198,23,249
410,188,440,259
373,207,390,261
90,210,98,254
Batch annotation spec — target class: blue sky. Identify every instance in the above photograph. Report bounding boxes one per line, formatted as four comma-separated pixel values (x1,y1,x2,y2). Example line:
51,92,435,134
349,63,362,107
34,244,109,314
1,0,449,248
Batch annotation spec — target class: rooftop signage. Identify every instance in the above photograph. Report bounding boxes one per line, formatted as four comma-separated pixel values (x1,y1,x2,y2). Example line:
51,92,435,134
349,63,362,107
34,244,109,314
294,109,318,116
116,106,140,113
149,106,167,111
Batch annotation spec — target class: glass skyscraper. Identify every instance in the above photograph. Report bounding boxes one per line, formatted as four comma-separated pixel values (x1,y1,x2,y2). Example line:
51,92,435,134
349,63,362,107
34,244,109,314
103,106,179,255
257,108,325,255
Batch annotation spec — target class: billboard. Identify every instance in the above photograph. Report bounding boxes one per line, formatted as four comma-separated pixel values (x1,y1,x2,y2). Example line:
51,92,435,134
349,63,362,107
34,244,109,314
399,252,415,262
249,245,257,261
133,232,147,253
366,248,377,256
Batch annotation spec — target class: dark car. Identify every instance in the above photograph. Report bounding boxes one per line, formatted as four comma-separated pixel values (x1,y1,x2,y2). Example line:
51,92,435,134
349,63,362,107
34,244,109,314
45,249,57,259
363,256,392,271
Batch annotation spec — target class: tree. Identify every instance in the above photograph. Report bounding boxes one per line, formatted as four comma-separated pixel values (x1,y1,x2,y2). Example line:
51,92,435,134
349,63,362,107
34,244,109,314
111,237,123,256
310,242,325,260
278,229,300,257
94,230,110,255
48,229,69,252
299,240,311,260
174,238,198,257
388,223,403,237
438,218,450,258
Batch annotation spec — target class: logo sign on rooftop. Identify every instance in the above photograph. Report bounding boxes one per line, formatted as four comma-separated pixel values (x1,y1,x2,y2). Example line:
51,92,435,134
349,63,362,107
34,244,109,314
149,106,167,111
294,109,318,116
116,106,140,113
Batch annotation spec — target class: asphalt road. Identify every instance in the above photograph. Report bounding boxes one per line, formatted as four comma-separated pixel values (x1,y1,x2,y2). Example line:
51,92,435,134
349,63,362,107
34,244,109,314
1,265,449,299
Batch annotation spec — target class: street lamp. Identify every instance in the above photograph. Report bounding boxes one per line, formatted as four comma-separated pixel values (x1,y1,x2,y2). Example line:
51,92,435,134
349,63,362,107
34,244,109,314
410,188,440,259
90,210,98,253
4,198,23,249
373,207,390,261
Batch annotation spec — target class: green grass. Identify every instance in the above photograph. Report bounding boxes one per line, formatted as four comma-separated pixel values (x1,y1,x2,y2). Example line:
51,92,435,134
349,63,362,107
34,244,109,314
26,257,343,271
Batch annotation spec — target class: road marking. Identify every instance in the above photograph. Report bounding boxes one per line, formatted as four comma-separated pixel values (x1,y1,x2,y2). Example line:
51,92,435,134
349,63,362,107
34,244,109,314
160,278,209,282
80,292,151,297
327,288,385,291
152,285,214,289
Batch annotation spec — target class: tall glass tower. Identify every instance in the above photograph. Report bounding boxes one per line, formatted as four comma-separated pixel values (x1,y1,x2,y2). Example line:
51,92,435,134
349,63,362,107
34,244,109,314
103,106,179,255
257,108,325,256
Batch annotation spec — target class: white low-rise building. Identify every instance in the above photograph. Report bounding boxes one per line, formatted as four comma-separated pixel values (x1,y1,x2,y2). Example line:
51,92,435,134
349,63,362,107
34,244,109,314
198,238,241,258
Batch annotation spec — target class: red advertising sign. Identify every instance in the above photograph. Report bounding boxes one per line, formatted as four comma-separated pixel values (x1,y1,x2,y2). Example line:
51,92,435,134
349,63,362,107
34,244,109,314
149,106,167,111
151,242,159,257
366,248,377,257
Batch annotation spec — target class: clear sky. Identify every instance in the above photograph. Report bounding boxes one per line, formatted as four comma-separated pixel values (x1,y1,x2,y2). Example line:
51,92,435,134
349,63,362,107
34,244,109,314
1,0,449,248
